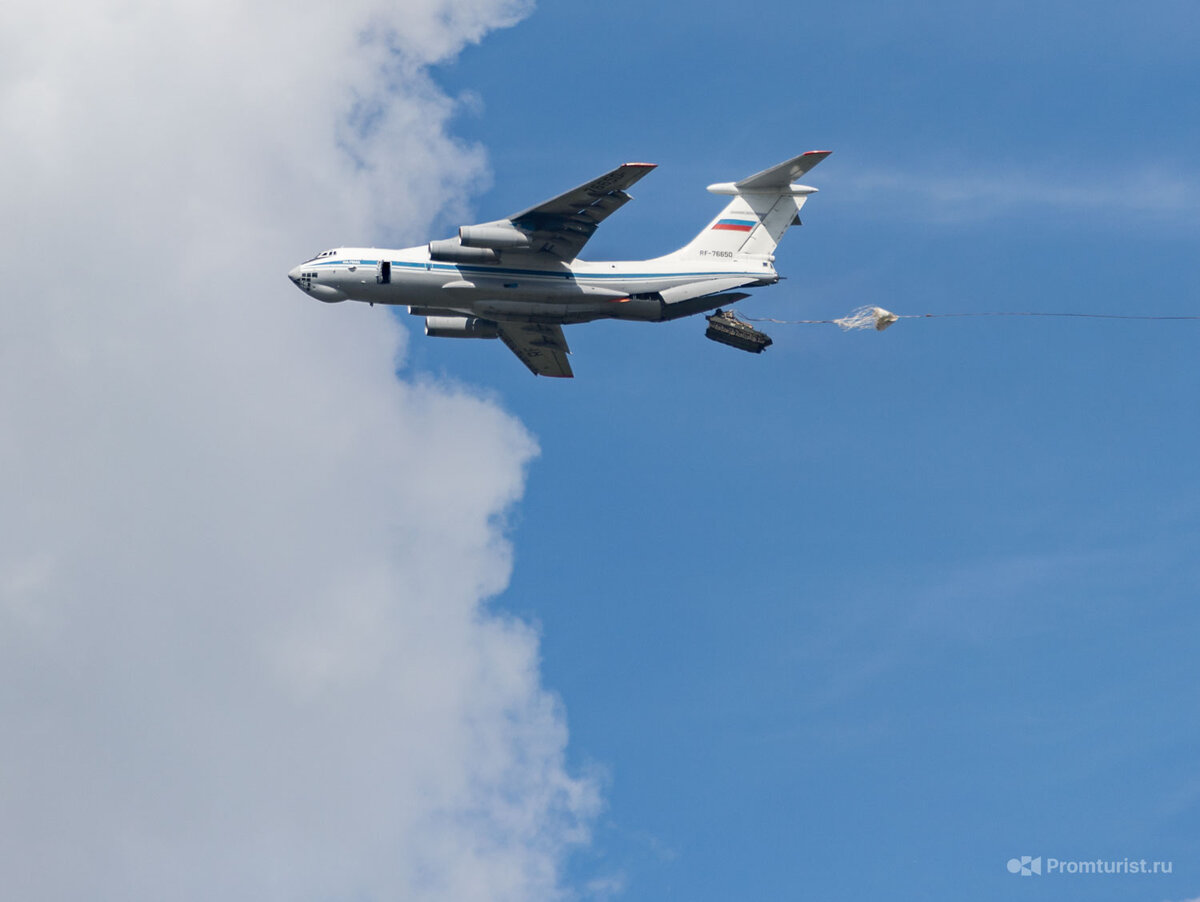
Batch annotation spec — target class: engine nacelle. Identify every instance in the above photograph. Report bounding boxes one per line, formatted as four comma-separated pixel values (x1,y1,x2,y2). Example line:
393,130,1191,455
458,219,532,249
424,316,500,339
428,239,500,264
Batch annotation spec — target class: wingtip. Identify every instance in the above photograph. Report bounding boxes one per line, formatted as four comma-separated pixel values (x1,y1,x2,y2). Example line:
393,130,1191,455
623,162,657,168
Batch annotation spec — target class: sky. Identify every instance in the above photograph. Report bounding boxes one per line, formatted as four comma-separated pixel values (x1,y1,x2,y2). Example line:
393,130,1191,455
2,1,1199,901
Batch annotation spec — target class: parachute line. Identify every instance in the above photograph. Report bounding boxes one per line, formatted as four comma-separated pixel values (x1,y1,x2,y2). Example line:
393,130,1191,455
739,305,1200,332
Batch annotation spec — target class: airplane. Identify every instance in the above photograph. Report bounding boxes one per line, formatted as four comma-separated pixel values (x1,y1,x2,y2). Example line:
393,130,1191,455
286,151,830,377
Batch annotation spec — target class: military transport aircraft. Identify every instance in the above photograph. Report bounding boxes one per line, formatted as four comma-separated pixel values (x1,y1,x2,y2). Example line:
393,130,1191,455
287,151,830,377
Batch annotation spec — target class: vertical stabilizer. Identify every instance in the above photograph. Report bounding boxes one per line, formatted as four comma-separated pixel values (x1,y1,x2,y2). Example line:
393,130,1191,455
668,150,830,260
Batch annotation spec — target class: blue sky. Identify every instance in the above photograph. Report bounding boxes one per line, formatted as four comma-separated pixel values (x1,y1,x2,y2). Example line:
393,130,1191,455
4,0,1196,899
415,1,1200,899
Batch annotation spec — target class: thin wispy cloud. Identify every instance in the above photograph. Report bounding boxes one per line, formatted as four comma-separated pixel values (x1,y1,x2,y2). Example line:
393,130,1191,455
841,163,1200,227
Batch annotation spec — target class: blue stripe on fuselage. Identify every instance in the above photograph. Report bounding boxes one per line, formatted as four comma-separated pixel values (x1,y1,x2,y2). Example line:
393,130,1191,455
306,259,757,281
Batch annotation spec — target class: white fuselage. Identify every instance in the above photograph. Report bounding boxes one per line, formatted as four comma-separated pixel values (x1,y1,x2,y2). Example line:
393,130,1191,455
287,245,778,324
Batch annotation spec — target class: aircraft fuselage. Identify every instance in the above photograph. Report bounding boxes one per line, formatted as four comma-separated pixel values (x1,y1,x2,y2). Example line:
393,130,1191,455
287,245,778,324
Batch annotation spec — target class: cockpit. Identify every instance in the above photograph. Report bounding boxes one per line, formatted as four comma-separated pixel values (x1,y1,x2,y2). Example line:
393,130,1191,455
287,250,349,303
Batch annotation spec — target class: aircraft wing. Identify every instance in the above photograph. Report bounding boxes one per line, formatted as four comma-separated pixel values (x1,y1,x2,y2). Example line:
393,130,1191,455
508,163,657,261
496,322,574,378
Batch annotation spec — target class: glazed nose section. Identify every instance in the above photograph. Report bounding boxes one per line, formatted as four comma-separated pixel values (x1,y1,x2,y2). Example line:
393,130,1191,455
287,262,347,303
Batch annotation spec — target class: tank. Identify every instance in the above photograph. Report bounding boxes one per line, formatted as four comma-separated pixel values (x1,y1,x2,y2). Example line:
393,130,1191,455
704,309,773,353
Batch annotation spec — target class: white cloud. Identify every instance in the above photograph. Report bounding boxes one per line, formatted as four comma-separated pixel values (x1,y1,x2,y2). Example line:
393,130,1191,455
0,1,600,900
841,163,1200,227
581,873,628,901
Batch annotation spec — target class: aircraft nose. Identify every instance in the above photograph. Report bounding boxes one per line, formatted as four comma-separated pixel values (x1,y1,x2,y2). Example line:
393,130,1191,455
287,264,303,284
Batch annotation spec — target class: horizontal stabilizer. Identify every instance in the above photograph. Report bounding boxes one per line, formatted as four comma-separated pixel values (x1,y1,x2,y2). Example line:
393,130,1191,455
678,150,830,260
735,150,831,191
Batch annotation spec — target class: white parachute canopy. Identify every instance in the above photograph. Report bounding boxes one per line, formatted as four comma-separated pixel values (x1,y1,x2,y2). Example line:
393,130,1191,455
833,305,900,331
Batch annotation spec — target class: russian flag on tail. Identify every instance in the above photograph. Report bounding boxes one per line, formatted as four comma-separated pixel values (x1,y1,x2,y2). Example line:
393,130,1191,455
711,218,755,232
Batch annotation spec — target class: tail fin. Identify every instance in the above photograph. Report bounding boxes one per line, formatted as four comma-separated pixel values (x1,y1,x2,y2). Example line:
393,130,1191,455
669,150,831,260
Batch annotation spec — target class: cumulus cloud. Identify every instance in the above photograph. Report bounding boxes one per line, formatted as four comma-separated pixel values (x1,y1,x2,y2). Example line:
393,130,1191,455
0,1,599,900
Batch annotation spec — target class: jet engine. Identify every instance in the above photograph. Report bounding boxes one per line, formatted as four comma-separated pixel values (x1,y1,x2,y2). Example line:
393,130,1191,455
458,220,532,249
424,316,500,339
428,239,500,264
